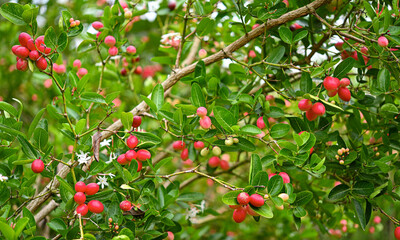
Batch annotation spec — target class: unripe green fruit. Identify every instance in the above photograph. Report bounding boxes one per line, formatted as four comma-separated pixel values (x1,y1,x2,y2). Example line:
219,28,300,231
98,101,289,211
212,146,221,156
225,138,233,146
200,148,209,156
233,138,239,143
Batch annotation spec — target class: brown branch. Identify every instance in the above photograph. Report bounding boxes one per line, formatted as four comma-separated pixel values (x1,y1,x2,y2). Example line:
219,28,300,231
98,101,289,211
25,0,330,214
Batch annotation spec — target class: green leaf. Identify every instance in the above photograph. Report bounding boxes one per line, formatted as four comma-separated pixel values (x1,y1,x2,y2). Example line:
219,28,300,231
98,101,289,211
213,106,234,132
270,124,290,139
197,18,215,36
293,30,308,42
47,218,67,236
22,8,38,24
376,68,390,92
151,84,164,111
380,103,398,117
352,181,374,197
177,192,204,202
237,137,256,151
17,136,39,159
0,220,15,240
293,191,313,206
141,95,157,113
132,131,162,148
0,123,24,137
267,175,283,196
0,101,18,117
328,184,350,200
240,125,262,135
265,46,285,64
293,206,307,218
56,176,75,195
251,204,273,218
191,83,206,107
0,3,25,25
121,112,134,130
14,217,29,238
300,72,312,93
28,108,45,138
75,119,86,135
154,157,173,170
222,190,241,205
252,171,268,188
278,26,292,44
150,56,174,65
57,32,68,52
353,198,366,230
249,154,262,185
81,92,106,104
333,58,355,79
33,128,48,151
44,26,57,49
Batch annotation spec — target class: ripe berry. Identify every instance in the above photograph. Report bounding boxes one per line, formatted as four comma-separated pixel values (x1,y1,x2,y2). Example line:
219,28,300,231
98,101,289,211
311,103,325,116
256,116,266,129
173,140,186,151
181,148,189,160
220,160,230,170
237,192,250,205
298,99,312,111
92,21,104,30
249,194,264,207
197,107,207,117
11,45,20,55
194,141,205,150
394,226,400,240
73,59,81,69
327,89,338,97
19,32,32,47
86,183,99,195
126,150,137,161
119,200,132,211
132,116,142,128
124,11,132,19
212,146,221,156
323,76,340,91
248,50,256,58
136,160,143,172
199,116,212,129
77,68,88,78
15,47,30,59
36,57,48,71
268,173,276,180
104,36,116,47
168,0,176,11
117,154,128,165
137,149,151,161
246,205,259,216
29,50,40,61
338,87,351,102
88,200,104,213
182,159,193,167
279,172,291,184
208,156,220,168
198,49,207,59
109,46,118,56
75,181,86,193
121,68,127,76
31,159,44,173
16,59,28,71
290,23,302,31
74,192,86,205
232,207,246,223
306,109,318,121
252,24,260,30
378,36,389,47
76,204,88,216
127,135,139,149
339,78,350,87
126,45,136,54
335,42,344,51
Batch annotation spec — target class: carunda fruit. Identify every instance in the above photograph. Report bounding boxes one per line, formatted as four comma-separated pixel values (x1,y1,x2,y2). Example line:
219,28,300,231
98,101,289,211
31,159,44,173
237,192,250,205
76,204,89,216
208,156,220,168
298,99,312,111
232,207,247,223
74,192,86,205
311,103,325,116
136,149,151,161
119,200,132,211
88,200,104,213
173,140,186,151
338,87,351,102
86,183,99,195
378,36,388,47
323,76,340,91
75,181,87,193
249,194,264,207
127,135,139,149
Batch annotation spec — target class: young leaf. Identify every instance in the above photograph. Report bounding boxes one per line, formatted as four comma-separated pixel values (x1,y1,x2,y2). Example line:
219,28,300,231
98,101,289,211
278,26,292,44
267,175,283,196
151,84,164,111
0,2,25,25
270,124,290,139
249,154,262,185
191,83,206,107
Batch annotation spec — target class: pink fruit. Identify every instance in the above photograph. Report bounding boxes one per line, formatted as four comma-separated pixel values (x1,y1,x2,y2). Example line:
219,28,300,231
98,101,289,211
31,159,44,173
76,204,88,216
126,45,136,54
75,181,86,193
208,156,220,168
378,36,388,47
11,45,20,55
252,24,260,30
220,160,230,170
168,1,176,11
199,116,212,129
86,183,99,195
233,207,247,223
104,36,116,47
109,46,118,56
172,140,186,151
15,47,30,59
268,173,276,180
127,135,139,149
197,107,207,117
248,50,256,58
117,154,128,165
323,76,340,91
338,87,351,102
18,32,32,47
327,89,338,97
136,160,143,172
27,39,35,51
298,99,312,111
237,192,250,205
77,68,88,78
73,59,81,69
394,226,400,240
126,150,137,161
16,58,28,71
198,49,207,58
88,200,104,213
74,192,86,204
279,172,290,184
306,109,318,121
256,116,266,129
311,103,325,116
29,50,40,61
194,141,205,150
119,200,132,211
92,21,104,30
132,116,142,128
181,148,189,160
339,78,350,87
136,149,151,161
249,194,264,207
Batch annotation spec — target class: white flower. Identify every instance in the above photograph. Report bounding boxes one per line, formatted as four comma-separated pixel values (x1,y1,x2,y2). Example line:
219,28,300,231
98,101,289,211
199,200,206,213
97,176,109,189
108,173,116,178
76,151,91,165
186,206,200,223
0,174,8,182
100,138,112,148
105,152,117,164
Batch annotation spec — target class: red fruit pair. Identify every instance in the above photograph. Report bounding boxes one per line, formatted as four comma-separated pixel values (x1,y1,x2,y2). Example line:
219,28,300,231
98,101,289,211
74,182,98,195
208,156,229,170
237,192,264,207
268,172,290,184
305,102,325,121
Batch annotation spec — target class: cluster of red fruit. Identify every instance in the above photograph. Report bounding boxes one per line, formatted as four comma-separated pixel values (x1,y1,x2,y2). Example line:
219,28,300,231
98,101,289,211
12,32,50,72
72,59,88,79
31,158,45,173
335,147,350,165
230,192,265,223
74,181,104,216
323,76,351,101
117,116,151,169
197,107,212,129
298,100,325,121
68,17,81,28
172,140,193,167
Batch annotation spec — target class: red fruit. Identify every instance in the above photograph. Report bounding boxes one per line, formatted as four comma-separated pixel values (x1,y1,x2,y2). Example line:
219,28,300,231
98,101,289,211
306,109,318,121
35,36,45,48
75,181,87,193
137,149,151,161
327,89,338,97
194,141,205,150
88,200,104,213
36,57,48,71
76,204,88,216
16,59,28,71
249,194,264,207
289,23,302,31
237,192,250,205
298,99,312,111
182,159,193,167
74,192,86,205
199,116,212,129
220,160,230,170
168,0,176,11
323,76,340,91
233,207,247,223
126,45,136,54
117,154,128,165
104,36,116,47
181,148,189,160
119,200,132,211
11,45,20,55
229,205,241,209
256,116,266,129
19,32,32,47
77,68,88,78
173,140,186,151
378,36,388,47
338,87,351,102
31,159,44,173
27,39,36,51
279,172,290,184
361,47,368,54
127,135,139,149
311,103,325,116
394,226,400,240
108,46,118,56
132,116,142,128
44,47,51,54
29,50,40,61
335,42,344,51
197,107,207,117
73,59,81,69
121,68,127,76
134,66,143,74
208,156,220,168
126,150,137,161
246,205,259,216
92,21,104,30
252,24,260,30
15,47,30,59
86,183,99,195
268,173,276,180
248,50,256,58
136,160,143,172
